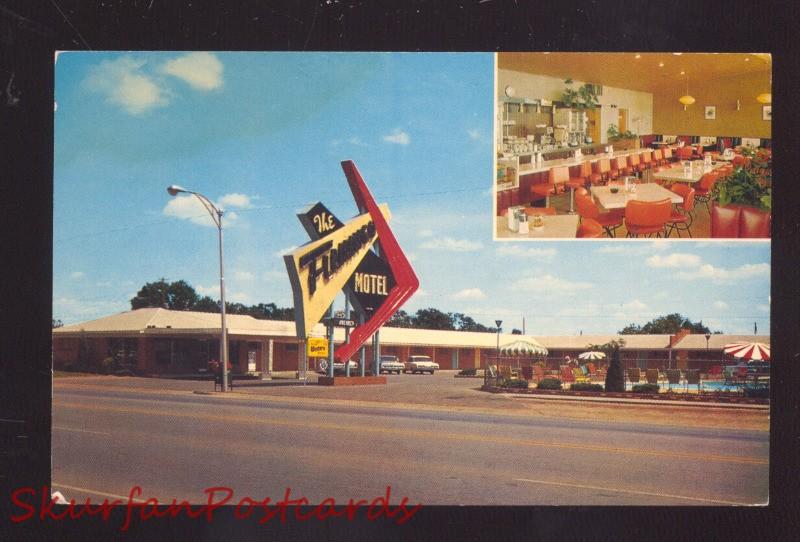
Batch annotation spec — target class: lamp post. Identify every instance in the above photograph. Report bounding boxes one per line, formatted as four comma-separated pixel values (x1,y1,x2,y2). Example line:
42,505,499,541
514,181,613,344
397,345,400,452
167,185,229,393
705,333,711,366
495,320,502,378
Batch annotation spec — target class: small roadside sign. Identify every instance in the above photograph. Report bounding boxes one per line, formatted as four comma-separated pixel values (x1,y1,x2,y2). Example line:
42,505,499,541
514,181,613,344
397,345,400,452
324,317,357,328
307,337,329,358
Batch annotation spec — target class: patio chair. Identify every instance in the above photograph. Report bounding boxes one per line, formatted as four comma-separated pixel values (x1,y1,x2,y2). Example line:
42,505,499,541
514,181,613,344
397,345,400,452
560,365,576,383
666,369,682,391
626,367,641,384
685,369,702,392
645,368,660,385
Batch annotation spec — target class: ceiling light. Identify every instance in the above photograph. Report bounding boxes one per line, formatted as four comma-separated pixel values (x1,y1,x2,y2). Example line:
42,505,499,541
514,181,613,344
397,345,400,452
680,70,685,75
744,57,750,62
679,74,694,110
756,93,771,104
635,54,641,59
673,53,683,56
658,62,664,67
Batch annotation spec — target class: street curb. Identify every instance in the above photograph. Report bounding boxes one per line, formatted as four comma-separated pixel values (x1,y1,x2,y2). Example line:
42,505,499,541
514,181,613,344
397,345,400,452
503,392,770,410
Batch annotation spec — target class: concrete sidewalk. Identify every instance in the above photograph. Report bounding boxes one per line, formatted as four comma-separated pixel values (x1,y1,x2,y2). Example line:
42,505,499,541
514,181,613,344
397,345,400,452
502,392,769,410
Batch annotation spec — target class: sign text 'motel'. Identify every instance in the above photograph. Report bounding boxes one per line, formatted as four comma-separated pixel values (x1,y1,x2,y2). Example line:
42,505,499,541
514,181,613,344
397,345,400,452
284,161,418,362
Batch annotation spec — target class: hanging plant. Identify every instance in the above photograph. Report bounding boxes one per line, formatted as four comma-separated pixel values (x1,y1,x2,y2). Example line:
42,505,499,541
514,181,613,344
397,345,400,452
560,79,600,110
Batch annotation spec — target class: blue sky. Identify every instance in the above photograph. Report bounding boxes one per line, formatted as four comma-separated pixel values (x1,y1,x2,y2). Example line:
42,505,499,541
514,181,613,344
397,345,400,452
53,52,770,335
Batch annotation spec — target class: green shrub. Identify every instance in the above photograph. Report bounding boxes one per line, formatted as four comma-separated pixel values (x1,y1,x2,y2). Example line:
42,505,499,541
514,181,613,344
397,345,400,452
570,383,603,392
631,383,660,393
501,378,529,389
743,385,769,398
458,368,477,376
537,378,562,390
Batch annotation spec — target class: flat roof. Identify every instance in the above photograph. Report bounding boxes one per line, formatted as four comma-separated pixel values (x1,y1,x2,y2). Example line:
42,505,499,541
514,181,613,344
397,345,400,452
54,308,767,351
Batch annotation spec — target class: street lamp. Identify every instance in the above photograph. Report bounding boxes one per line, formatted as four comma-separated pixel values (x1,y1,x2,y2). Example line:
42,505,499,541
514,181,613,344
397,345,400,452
167,185,229,393
495,320,502,378
705,333,711,366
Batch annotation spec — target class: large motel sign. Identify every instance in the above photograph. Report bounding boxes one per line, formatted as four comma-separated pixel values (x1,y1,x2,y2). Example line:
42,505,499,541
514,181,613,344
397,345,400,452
283,161,418,374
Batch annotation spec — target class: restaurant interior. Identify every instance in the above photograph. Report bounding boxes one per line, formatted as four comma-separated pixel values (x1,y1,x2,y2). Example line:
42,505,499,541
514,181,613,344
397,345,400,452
495,52,772,239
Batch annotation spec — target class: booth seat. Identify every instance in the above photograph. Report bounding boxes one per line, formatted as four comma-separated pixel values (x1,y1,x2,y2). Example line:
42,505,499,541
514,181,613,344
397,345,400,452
711,204,770,238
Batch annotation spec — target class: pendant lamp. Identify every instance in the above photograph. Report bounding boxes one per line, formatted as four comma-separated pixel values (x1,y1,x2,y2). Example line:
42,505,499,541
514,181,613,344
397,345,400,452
678,74,694,110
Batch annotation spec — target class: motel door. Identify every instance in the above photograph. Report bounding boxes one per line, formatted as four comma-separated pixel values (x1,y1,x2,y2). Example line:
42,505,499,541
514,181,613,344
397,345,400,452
451,350,459,370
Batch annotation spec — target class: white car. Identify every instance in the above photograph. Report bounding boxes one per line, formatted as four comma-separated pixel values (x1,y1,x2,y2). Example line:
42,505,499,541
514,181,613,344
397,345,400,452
379,355,404,374
317,359,359,375
404,355,439,374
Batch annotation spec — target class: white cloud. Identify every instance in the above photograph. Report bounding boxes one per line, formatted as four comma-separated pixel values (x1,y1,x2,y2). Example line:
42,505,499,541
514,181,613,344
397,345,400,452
53,296,129,324
160,52,223,91
556,304,602,318
85,56,168,114
620,299,648,312
262,270,286,281
451,288,487,300
163,195,220,227
646,253,702,268
510,274,593,293
467,128,481,140
348,137,368,147
412,287,428,297
196,284,220,298
218,193,254,209
677,262,770,282
382,129,410,145
233,270,255,281
70,271,85,280
496,245,557,261
418,229,434,238
419,237,482,252
713,300,729,310
274,245,299,257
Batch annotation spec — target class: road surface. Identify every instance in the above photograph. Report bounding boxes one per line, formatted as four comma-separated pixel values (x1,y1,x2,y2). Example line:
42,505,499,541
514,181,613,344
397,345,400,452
52,379,768,506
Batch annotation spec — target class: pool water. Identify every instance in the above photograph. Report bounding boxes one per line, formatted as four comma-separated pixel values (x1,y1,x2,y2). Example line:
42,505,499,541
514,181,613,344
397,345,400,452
624,381,743,392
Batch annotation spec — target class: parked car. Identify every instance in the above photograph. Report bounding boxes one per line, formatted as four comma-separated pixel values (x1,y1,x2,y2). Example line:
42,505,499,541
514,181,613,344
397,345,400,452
379,355,404,374
404,355,439,374
317,359,359,375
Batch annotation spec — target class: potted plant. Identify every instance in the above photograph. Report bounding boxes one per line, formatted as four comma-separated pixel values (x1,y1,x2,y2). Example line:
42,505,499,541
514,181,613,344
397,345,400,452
711,155,771,237
560,79,600,110
606,124,639,150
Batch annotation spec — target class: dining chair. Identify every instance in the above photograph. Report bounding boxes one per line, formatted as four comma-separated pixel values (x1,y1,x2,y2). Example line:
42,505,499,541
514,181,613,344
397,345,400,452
576,217,604,238
566,162,592,213
610,156,629,178
624,198,672,238
663,147,674,163
532,166,568,206
693,172,720,213
665,184,695,238
592,158,614,184
575,189,623,237
627,153,644,178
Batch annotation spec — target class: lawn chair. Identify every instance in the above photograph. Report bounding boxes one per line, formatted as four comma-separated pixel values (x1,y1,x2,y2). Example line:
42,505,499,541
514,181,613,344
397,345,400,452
626,367,641,385
645,368,660,386
666,369,682,391
560,365,575,383
685,369,702,392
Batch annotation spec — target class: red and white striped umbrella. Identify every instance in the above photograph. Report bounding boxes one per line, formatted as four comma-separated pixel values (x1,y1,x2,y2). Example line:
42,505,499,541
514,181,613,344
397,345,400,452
723,342,770,361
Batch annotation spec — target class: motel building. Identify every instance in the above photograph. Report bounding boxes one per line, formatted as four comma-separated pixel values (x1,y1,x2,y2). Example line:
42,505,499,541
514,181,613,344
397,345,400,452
52,308,768,376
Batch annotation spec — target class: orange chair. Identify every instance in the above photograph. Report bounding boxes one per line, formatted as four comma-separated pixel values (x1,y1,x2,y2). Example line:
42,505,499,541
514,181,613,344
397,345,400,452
610,156,629,178
663,147,675,163
575,188,623,237
641,150,653,175
652,149,664,169
665,184,695,237
592,158,615,184
532,166,568,204
624,198,672,238
627,153,645,178
693,172,720,213
577,217,604,238
566,162,592,213
676,146,693,161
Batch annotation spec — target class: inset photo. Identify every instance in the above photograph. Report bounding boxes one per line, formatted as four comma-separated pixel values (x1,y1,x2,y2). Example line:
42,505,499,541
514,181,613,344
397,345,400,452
495,52,771,240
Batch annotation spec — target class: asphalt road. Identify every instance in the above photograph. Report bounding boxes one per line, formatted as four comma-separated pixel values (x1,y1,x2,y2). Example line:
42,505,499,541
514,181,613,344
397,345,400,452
51,378,768,506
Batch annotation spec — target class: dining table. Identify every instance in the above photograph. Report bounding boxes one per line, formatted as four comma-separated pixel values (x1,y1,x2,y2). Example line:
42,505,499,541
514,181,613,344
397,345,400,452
651,161,726,184
590,182,682,210
496,213,579,239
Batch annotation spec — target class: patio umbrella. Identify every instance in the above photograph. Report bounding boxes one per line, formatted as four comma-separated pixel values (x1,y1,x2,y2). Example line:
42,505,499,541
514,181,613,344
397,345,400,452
578,351,606,360
723,342,770,361
500,338,548,356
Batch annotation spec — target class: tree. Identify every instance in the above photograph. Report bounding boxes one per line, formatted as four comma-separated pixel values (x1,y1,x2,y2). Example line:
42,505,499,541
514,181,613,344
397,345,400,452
387,310,415,328
413,308,455,330
619,313,716,335
451,313,492,332
52,318,63,328
586,338,626,392
130,279,199,310
194,296,220,313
